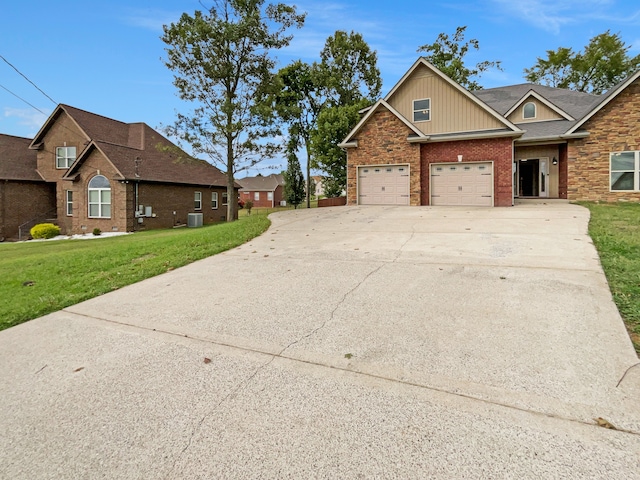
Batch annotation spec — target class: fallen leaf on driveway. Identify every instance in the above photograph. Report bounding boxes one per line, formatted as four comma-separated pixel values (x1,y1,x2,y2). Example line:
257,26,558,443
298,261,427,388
204,358,211,364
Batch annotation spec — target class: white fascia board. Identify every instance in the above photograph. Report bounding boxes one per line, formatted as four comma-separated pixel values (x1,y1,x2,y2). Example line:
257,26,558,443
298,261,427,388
407,130,523,143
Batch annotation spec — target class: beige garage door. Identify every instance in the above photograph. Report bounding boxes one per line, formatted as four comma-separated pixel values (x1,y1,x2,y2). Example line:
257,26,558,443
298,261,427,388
358,165,410,205
431,162,493,206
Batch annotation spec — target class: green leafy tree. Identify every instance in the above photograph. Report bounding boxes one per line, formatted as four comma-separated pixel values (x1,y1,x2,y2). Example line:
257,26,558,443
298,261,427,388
283,149,306,208
417,26,501,91
309,31,382,196
524,31,640,94
274,60,324,208
310,100,367,197
161,0,305,222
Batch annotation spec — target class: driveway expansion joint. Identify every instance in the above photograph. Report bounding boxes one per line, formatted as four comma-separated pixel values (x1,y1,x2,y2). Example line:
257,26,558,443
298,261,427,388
63,310,640,439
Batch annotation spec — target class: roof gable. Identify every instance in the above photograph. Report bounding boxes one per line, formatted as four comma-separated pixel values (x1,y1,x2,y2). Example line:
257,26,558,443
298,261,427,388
339,99,425,146
505,90,574,122
384,58,521,135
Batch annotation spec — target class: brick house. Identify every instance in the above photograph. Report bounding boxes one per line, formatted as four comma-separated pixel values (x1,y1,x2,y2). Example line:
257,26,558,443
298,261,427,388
238,173,285,208
340,58,640,206
0,104,238,240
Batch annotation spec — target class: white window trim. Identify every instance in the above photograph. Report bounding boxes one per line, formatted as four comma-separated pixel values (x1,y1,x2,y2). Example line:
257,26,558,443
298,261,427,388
222,192,229,206
66,190,73,216
267,191,274,201
610,151,640,192
412,98,431,123
194,191,202,210
211,192,218,209
523,102,536,120
56,146,76,169
254,191,260,201
87,175,111,219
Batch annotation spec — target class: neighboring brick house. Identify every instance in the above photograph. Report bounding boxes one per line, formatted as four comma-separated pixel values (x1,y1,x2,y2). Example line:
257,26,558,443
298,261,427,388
0,104,238,240
238,174,285,208
311,175,325,197
0,134,56,241
340,58,640,206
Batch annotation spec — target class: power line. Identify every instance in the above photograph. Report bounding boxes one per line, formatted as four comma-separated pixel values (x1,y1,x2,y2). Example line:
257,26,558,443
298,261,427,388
0,83,47,115
0,54,57,105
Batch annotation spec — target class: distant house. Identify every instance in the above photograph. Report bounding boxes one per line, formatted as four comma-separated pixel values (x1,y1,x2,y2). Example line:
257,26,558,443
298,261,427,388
238,173,285,208
0,104,238,240
311,175,325,197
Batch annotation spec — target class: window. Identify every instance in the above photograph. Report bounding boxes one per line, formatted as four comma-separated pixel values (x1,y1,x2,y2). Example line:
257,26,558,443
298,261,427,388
611,151,640,191
56,146,76,169
194,191,202,210
66,190,73,216
413,98,431,122
254,192,260,201
222,192,228,205
267,192,273,201
211,192,218,209
88,175,111,218
523,102,536,119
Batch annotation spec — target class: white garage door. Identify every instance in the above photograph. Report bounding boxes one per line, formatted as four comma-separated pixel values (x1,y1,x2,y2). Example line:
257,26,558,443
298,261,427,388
358,165,410,205
431,162,493,206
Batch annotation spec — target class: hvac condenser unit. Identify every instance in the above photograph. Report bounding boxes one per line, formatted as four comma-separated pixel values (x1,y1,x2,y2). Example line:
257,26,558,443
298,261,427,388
187,213,203,228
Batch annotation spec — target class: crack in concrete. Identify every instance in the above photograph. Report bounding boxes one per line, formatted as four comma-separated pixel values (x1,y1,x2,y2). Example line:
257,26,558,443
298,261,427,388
66,310,640,439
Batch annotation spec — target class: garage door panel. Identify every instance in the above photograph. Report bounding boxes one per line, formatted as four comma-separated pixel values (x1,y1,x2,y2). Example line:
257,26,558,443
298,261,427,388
430,162,493,206
359,165,410,205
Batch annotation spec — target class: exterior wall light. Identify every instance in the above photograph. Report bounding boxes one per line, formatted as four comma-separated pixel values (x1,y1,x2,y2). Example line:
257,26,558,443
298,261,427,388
552,157,558,165
457,155,463,162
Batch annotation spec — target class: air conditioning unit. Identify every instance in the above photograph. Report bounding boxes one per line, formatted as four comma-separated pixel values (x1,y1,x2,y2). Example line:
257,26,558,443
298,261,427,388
280,200,287,206
187,213,203,227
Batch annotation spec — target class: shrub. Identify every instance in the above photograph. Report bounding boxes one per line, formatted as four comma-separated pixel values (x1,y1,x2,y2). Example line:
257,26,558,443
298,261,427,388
244,200,253,215
30,223,60,240
93,228,102,236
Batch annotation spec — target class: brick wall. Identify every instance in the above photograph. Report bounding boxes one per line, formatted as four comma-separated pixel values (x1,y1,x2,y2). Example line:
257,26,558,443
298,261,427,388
420,137,514,206
567,79,640,202
346,109,421,205
0,180,56,240
241,190,277,208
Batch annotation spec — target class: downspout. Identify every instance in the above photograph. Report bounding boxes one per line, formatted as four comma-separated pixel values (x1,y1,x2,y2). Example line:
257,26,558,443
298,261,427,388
134,181,139,231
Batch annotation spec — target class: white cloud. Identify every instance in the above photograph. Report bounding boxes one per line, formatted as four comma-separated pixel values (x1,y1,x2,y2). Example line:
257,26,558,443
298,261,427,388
3,107,49,134
489,0,618,33
122,8,182,32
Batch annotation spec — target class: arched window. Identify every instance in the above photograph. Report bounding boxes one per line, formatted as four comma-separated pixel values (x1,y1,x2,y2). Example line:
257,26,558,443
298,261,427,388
523,102,536,119
88,175,111,218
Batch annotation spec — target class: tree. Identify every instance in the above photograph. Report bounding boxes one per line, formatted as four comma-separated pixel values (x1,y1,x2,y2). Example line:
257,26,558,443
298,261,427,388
161,0,305,221
283,150,305,208
310,101,366,197
524,31,640,94
417,26,501,91
309,31,382,196
273,60,324,208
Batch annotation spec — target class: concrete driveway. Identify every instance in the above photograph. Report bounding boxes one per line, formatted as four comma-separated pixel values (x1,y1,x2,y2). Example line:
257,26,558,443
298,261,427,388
2,203,640,478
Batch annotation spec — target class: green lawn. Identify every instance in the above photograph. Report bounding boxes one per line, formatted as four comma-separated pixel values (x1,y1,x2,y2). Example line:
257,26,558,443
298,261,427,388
582,202,640,354
0,214,270,331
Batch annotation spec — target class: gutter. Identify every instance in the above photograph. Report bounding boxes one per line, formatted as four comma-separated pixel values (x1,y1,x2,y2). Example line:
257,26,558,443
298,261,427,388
337,141,358,149
407,130,523,143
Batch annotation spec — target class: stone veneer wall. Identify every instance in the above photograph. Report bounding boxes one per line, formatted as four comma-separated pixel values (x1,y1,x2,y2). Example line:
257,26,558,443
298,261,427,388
567,79,640,202
420,137,514,206
345,109,421,205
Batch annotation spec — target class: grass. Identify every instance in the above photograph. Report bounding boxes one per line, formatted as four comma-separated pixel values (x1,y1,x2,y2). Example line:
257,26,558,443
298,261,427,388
581,202,640,354
0,214,270,331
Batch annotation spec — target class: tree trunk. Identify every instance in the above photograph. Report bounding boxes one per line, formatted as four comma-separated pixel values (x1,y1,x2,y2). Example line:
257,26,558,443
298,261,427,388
306,146,311,209
226,139,236,222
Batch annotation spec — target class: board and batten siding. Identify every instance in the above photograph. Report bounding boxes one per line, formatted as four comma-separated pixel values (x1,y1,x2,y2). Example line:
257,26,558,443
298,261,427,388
386,64,505,135
507,98,565,124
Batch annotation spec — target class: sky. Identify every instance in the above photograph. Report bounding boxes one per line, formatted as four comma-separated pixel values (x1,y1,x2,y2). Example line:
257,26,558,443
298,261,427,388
2,0,639,175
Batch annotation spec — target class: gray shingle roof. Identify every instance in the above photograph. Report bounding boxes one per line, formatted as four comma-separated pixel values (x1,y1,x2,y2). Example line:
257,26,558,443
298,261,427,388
238,174,284,191
473,83,600,120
